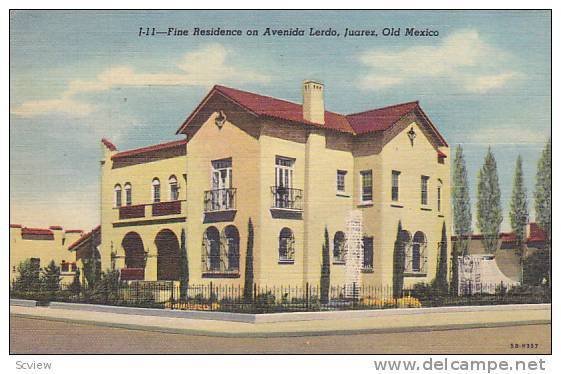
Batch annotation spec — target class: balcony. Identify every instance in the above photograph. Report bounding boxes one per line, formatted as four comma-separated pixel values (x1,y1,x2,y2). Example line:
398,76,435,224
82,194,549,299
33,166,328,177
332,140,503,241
119,204,146,219
270,186,303,219
114,200,186,226
152,200,182,216
271,186,303,210
203,188,237,223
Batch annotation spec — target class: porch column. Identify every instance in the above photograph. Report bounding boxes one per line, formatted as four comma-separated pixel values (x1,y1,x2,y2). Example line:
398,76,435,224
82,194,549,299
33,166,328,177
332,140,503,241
144,249,158,281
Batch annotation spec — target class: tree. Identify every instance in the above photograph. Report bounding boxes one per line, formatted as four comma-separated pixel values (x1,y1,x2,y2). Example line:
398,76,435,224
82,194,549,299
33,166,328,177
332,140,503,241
392,221,405,298
69,268,82,294
522,249,550,286
41,260,61,292
534,139,551,289
476,147,502,253
179,228,189,302
509,155,529,282
243,218,254,302
435,222,448,293
450,240,459,296
452,145,472,255
12,259,41,292
320,227,331,304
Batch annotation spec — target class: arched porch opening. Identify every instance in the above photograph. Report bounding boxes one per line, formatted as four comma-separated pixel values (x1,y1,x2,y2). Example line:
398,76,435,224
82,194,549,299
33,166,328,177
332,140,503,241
155,229,180,281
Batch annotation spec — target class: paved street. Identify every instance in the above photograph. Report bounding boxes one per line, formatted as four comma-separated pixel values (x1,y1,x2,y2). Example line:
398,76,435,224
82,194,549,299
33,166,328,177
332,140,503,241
10,316,551,354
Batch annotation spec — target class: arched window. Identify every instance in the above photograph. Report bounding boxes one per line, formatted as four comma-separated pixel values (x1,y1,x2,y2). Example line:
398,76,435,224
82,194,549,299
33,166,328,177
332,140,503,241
203,227,221,272
223,225,240,272
411,231,427,273
333,231,345,262
169,175,179,201
279,228,295,262
152,178,161,203
124,183,132,206
114,184,122,207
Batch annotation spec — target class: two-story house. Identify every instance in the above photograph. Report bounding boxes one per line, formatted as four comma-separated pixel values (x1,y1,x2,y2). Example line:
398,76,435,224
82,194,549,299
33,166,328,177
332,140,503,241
99,80,451,288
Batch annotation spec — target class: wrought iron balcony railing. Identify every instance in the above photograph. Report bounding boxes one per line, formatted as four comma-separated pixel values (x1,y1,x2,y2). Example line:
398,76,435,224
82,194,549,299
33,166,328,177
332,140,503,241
271,186,303,210
204,188,237,212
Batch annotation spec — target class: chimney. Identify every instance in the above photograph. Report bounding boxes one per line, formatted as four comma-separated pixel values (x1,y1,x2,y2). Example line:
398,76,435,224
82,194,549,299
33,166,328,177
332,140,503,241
302,80,325,125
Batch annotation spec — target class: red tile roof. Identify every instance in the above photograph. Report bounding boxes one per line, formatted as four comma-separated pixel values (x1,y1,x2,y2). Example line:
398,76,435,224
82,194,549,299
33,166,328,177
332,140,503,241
346,101,419,134
101,138,117,151
176,85,448,147
68,225,101,251
22,227,53,236
65,229,84,234
500,232,517,242
528,223,546,243
111,139,187,160
49,225,63,230
10,224,22,228
437,149,447,158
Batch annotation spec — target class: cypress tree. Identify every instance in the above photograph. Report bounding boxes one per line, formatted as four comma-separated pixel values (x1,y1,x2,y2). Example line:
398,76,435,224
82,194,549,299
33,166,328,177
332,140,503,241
320,227,331,304
179,228,189,301
452,145,472,255
477,147,502,253
450,240,459,295
534,139,551,249
509,156,529,282
392,221,405,298
435,222,448,293
243,218,254,302
534,139,551,288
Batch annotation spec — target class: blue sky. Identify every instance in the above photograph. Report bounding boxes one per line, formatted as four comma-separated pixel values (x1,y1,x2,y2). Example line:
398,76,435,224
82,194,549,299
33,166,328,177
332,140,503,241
10,10,551,231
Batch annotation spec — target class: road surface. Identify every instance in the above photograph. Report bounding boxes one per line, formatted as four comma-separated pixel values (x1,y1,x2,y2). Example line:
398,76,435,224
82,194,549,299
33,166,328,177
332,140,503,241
10,316,551,354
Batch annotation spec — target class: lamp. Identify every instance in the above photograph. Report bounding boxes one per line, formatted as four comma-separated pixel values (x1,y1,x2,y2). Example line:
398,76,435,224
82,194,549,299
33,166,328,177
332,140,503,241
407,127,416,146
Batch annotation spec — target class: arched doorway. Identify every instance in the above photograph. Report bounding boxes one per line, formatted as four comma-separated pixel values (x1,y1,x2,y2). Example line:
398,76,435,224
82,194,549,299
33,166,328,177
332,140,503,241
223,225,240,271
203,226,221,272
122,232,145,269
155,229,180,281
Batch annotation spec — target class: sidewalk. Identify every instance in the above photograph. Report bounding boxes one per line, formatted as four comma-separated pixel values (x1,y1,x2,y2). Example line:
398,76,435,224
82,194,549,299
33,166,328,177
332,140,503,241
10,303,551,337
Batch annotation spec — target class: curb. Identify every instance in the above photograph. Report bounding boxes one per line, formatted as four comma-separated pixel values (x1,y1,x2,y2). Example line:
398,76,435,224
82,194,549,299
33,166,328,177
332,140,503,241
10,299,38,307
44,301,551,324
10,312,551,338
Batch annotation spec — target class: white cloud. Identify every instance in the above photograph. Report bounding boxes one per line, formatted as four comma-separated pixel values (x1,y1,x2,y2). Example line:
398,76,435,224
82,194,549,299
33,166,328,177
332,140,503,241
11,44,272,118
358,29,522,93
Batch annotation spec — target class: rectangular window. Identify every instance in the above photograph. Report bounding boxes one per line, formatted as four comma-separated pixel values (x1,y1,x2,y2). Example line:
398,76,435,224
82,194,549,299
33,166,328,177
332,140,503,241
170,183,179,201
211,158,233,190
421,176,429,205
392,171,400,201
361,170,373,202
275,156,294,188
337,170,347,192
363,237,374,270
437,185,442,212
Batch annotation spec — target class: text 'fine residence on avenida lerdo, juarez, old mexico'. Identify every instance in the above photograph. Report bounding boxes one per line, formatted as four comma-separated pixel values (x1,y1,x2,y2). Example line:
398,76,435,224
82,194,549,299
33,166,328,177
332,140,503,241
91,80,451,289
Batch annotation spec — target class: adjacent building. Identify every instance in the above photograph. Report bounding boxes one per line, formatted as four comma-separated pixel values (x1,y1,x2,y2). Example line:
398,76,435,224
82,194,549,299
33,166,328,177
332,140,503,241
10,224,83,284
99,81,451,288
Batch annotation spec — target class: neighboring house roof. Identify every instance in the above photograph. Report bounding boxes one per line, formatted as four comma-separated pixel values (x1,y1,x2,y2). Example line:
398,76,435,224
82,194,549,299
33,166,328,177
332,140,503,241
111,139,187,160
176,85,448,147
21,227,53,236
528,223,546,243
69,225,101,251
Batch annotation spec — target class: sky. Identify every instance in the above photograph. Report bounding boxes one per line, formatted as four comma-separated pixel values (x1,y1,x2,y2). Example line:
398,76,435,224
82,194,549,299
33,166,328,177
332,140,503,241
9,10,551,232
